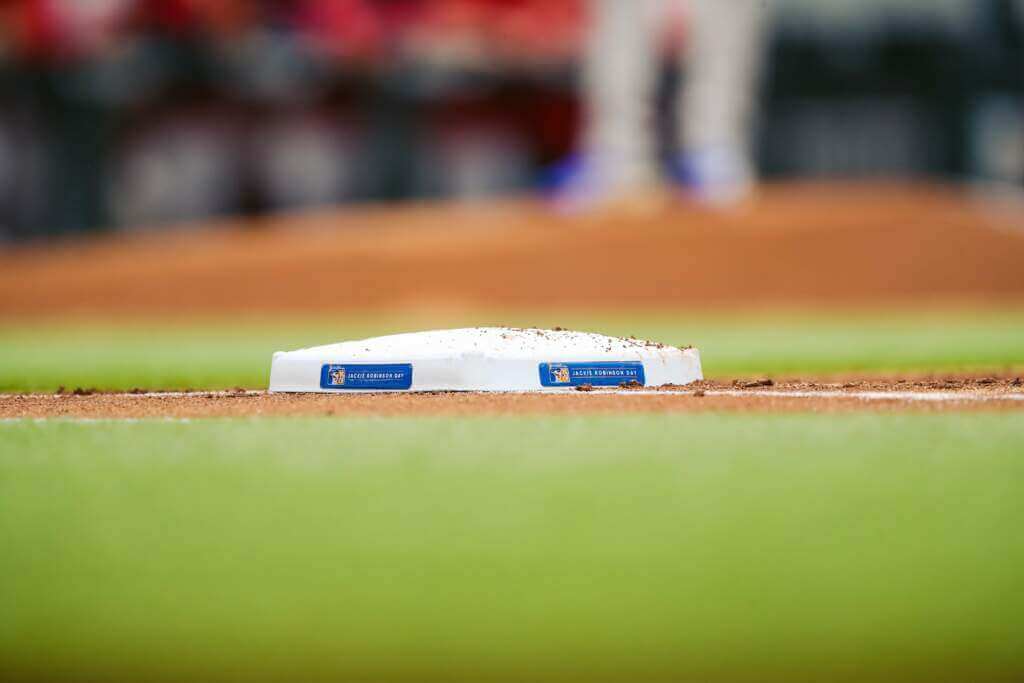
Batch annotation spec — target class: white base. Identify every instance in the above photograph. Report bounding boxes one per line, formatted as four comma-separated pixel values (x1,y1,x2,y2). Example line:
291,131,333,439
269,327,702,393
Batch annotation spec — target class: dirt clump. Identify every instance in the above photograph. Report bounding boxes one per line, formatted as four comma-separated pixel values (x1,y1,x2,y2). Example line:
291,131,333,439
736,379,775,388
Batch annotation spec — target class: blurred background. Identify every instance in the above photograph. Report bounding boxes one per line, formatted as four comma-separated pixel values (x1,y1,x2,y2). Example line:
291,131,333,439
1,0,1024,392
0,0,1021,240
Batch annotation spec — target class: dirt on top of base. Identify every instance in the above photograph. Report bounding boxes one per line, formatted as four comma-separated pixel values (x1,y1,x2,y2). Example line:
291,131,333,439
3,377,1022,420
2,182,1024,317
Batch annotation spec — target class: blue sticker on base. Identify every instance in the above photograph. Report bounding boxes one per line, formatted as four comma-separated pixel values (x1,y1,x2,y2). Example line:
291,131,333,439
320,364,413,390
539,361,645,387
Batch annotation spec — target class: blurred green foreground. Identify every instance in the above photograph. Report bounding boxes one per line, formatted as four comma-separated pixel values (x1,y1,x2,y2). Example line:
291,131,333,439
2,415,1023,682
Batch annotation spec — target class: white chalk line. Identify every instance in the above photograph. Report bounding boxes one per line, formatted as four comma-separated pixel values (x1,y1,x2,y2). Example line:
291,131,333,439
1,388,1022,402
615,389,1024,402
1,387,1022,423
1,389,1021,423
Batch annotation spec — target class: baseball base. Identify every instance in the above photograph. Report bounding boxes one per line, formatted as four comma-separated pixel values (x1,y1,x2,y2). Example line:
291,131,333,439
269,327,702,393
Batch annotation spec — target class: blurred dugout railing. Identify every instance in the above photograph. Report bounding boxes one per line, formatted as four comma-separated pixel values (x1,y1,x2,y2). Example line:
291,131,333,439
0,0,1021,241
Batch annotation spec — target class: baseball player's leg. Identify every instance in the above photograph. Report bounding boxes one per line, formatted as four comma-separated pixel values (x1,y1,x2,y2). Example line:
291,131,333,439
580,0,664,197
677,0,769,203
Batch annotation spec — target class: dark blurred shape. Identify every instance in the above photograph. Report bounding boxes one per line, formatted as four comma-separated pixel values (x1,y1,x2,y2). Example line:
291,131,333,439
0,0,1021,240
761,0,1010,180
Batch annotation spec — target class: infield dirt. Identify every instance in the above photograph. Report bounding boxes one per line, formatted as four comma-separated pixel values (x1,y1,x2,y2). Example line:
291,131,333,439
3,377,1022,419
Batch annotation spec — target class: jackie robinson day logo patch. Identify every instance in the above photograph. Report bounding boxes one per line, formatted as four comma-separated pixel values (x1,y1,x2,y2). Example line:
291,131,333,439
538,361,645,387
320,364,413,390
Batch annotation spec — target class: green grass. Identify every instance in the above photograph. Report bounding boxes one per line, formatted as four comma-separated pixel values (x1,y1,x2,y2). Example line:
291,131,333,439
2,414,1023,682
2,308,1024,391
